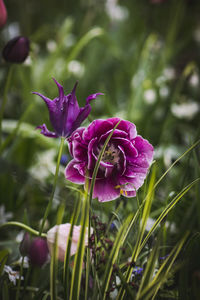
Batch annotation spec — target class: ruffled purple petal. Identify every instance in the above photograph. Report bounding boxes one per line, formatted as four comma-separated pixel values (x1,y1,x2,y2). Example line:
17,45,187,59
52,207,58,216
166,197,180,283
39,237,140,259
65,160,85,184
92,178,120,202
134,136,154,164
68,127,85,157
83,118,120,142
36,124,58,138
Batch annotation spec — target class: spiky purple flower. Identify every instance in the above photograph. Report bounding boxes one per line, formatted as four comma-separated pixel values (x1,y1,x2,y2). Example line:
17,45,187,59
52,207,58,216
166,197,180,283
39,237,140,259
33,79,103,138
65,118,154,202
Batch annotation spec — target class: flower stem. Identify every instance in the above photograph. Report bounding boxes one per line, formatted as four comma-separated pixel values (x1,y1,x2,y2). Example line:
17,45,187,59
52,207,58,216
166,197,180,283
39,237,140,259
39,137,65,236
0,65,14,146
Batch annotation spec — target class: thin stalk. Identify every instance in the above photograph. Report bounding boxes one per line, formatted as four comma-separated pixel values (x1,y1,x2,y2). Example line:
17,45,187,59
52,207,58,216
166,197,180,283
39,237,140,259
0,65,14,146
39,137,65,236
0,221,46,237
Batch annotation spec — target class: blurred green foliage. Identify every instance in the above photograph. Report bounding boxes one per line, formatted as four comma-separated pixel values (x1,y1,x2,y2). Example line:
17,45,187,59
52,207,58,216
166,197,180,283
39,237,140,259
0,0,200,299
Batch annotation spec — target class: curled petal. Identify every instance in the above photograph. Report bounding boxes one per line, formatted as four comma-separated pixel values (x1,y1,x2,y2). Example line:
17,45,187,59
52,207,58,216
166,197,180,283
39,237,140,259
65,160,85,184
86,93,104,104
36,124,58,138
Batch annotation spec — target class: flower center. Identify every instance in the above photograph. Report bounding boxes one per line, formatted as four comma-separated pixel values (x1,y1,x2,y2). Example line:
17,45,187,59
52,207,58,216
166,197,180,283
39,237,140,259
102,144,120,165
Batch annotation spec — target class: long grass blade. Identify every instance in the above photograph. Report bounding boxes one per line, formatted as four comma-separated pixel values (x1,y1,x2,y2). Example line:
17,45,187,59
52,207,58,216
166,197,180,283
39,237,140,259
69,186,89,300
139,178,199,253
140,232,189,300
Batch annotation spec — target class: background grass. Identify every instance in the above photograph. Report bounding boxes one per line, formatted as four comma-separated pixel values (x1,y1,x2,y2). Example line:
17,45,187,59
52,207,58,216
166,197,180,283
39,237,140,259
0,0,200,299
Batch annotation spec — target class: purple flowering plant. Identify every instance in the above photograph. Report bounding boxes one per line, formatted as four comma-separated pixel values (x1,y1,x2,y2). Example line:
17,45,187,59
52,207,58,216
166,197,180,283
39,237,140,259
65,117,154,202
33,79,103,138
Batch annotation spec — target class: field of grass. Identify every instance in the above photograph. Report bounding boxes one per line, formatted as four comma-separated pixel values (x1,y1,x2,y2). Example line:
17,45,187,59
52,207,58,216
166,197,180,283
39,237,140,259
0,0,200,299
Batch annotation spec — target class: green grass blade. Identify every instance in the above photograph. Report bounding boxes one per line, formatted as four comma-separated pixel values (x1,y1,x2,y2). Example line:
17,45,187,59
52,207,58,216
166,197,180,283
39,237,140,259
69,188,89,300
116,166,156,300
140,232,189,300
50,204,65,300
139,178,200,253
63,196,81,299
101,213,135,300
135,232,161,300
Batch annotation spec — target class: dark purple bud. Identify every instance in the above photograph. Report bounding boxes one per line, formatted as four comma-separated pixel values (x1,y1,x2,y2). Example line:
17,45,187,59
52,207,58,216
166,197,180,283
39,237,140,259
19,232,31,257
28,238,49,267
0,0,7,28
2,36,30,63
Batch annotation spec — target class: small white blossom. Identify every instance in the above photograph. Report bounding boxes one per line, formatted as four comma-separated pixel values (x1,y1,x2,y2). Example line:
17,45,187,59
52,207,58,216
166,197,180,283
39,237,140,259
105,0,129,22
159,86,169,98
0,205,13,225
163,67,175,80
4,265,24,286
68,60,85,78
144,89,156,104
29,149,56,181
171,101,199,120
46,40,57,53
189,73,199,87
193,26,200,43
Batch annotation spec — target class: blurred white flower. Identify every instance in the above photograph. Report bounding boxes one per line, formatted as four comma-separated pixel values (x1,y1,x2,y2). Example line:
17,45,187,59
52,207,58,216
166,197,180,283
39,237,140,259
193,26,200,43
156,75,166,86
0,205,13,225
144,89,156,104
171,101,199,120
46,40,57,52
105,0,129,22
24,56,32,66
189,73,199,87
68,60,85,78
110,288,118,299
145,217,156,231
18,256,29,268
131,70,145,88
29,149,56,181
2,22,20,40
15,231,25,243
4,265,24,285
159,86,169,98
163,67,175,80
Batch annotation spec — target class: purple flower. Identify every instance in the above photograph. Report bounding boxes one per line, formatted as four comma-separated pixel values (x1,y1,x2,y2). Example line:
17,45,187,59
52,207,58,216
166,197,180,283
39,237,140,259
65,118,154,202
2,36,30,63
0,0,7,28
28,237,49,267
33,79,103,138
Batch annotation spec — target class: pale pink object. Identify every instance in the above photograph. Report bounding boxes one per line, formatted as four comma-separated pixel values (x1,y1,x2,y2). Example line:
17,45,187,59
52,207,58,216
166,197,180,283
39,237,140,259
0,0,7,28
47,223,92,261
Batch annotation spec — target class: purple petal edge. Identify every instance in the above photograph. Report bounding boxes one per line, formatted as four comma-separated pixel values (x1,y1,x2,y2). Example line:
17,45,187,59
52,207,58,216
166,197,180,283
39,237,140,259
36,124,58,138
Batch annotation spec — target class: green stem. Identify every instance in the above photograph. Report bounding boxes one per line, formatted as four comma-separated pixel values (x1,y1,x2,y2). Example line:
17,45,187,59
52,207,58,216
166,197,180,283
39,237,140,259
0,65,14,146
39,137,65,236
0,221,46,237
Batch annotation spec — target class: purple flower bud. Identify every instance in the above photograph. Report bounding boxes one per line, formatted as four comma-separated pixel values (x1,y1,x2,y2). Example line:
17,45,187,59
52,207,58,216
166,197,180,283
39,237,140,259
2,36,30,63
19,232,31,257
0,0,7,28
28,238,49,267
33,79,103,138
